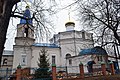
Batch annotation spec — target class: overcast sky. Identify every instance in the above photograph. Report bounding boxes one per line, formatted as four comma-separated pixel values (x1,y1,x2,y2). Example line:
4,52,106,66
5,0,82,50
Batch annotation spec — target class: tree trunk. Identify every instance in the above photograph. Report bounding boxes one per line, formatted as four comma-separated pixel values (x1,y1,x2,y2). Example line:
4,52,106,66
0,0,19,66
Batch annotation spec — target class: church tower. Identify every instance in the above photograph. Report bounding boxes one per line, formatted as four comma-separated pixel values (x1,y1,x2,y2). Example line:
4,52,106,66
13,6,35,69
16,6,34,45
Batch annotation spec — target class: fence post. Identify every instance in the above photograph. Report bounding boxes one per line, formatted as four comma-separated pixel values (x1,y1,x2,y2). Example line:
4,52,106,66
5,68,8,80
101,62,106,76
16,64,22,80
52,64,57,80
79,62,84,79
65,66,68,78
109,62,115,75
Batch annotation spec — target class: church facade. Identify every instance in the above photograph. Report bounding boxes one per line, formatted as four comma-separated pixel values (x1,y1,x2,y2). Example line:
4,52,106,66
12,7,94,69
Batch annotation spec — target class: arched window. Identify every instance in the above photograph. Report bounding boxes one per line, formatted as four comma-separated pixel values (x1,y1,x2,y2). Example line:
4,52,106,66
66,54,71,59
52,56,56,64
97,56,103,62
3,58,7,65
23,25,29,37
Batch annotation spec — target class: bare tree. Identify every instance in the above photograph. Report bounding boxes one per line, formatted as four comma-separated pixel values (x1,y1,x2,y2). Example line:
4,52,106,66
0,0,20,66
0,0,56,65
75,0,120,47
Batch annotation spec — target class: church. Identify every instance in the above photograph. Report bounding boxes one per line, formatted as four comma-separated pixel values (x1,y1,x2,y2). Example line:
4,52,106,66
1,6,117,78
12,7,94,70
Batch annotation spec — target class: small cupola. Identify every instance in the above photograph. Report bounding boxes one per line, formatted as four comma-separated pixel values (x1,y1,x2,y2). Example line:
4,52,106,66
20,5,32,24
16,6,34,38
65,21,75,31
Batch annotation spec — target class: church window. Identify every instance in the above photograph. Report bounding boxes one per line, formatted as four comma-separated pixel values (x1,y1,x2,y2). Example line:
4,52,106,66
24,25,29,37
97,56,103,62
69,59,72,65
66,54,71,59
82,32,85,39
52,56,56,64
25,27,28,37
3,58,7,65
21,54,27,66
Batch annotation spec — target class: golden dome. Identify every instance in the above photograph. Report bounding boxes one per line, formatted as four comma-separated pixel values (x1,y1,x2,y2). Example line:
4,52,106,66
65,21,75,27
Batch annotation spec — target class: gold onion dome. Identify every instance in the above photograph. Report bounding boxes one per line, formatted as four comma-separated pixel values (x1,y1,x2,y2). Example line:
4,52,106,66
65,21,75,27
26,5,30,9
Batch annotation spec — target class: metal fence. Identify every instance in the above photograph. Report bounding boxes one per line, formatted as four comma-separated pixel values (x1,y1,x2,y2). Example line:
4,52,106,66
29,68,52,80
56,66,80,79
0,66,80,80
0,65,119,80
56,64,120,79
0,68,16,80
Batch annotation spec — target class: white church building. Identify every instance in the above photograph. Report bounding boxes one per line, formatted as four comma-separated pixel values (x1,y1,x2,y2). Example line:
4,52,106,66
12,7,94,70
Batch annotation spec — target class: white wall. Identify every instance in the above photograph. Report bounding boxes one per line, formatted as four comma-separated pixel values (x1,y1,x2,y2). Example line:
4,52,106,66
13,46,32,69
66,55,92,73
56,31,94,66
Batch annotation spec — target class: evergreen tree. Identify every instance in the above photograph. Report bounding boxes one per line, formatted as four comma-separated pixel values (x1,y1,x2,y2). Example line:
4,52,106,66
34,48,51,79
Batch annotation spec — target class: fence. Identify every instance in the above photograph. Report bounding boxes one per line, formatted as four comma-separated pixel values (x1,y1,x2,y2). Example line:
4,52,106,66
1,62,119,80
56,66,80,78
52,62,120,80
0,67,52,80
0,68,16,80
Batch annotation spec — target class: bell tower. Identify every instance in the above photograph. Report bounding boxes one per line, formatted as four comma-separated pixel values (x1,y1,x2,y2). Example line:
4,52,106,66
15,6,35,46
13,6,34,69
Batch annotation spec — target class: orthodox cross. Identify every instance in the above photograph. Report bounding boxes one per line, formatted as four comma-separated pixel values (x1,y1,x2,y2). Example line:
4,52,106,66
68,6,71,21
